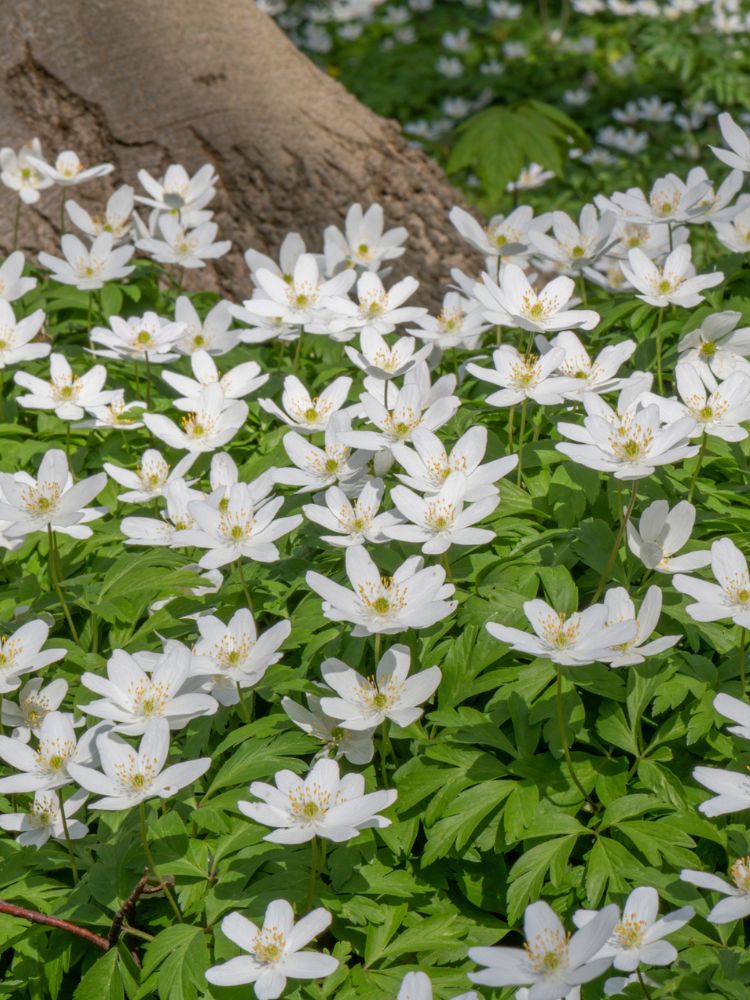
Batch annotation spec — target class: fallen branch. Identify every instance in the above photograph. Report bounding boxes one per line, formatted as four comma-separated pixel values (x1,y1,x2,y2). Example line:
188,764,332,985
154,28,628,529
108,868,162,949
0,899,109,950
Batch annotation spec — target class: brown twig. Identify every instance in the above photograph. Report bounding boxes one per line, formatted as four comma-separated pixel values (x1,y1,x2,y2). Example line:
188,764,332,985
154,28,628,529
107,868,161,948
0,899,109,950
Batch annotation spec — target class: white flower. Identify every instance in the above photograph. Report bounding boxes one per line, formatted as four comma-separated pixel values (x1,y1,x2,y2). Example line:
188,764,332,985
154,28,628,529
245,232,308,284
602,586,680,666
684,166,744,224
323,202,408,273
137,216,231,268
537,331,636,399
626,500,710,574
320,644,441,730
474,264,600,333
27,149,113,187
259,375,352,433
104,448,198,503
677,311,750,381
120,479,202,547
0,298,47,369
205,901,338,999
90,310,184,363
327,272,426,339
0,448,107,539
0,619,65,695
247,253,355,327
344,329,431,380
136,163,217,212
681,857,750,923
488,598,637,666
507,163,555,192
0,139,54,203
282,694,376,765
468,900,618,995
556,382,699,480
149,564,223,614
238,756,397,844
0,711,100,793
163,350,267,409
192,610,291,705
621,245,723,308
712,691,750,741
710,112,750,173
574,887,693,972
306,545,456,636
66,185,134,243
144,384,248,453
0,252,37,302
467,345,575,407
529,204,616,273
68,718,210,809
386,471,497,555
1,677,69,742
674,537,750,628
80,643,218,735
275,412,372,494
450,204,544,265
647,362,750,442
39,232,134,290
303,478,400,547
397,970,478,1000
79,391,146,430
14,353,115,421
174,297,239,356
606,173,711,225
713,203,750,254
180,480,301,568
392,426,517,501
409,290,488,351
0,789,88,848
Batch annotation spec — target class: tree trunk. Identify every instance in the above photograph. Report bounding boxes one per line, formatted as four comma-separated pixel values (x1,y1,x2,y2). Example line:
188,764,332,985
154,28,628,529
0,0,480,306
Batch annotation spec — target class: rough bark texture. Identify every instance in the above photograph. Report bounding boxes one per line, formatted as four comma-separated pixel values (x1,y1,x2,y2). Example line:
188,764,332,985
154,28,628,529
0,0,481,307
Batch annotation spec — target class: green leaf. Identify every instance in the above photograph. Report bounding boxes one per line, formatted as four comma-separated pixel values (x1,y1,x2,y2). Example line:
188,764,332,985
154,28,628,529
72,950,124,1000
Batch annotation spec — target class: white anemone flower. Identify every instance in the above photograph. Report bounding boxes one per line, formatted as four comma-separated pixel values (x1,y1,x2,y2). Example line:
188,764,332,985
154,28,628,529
710,112,750,173
1,678,69,743
326,272,427,339
677,311,750,381
303,478,401,547
79,391,147,431
681,858,750,923
536,331,636,399
0,619,66,695
385,471,498,554
68,718,210,809
90,310,184,363
323,201,408,274
27,149,113,187
574,887,693,972
205,901,338,1000
674,537,750,628
0,299,47,369
66,185,134,243
14,353,115,421
713,203,750,255
137,216,231,268
605,173,711,225
685,166,745,224
344,330,431,380
306,545,456,636
621,245,723,308
191,610,291,705
247,253,356,327
238,756,397,844
475,263,600,333
104,448,198,503
0,448,107,539
712,691,750,741
644,362,750,442
529,204,616,273
174,297,240,356
259,375,353,433
282,694,376,765
79,643,218,735
449,204,544,265
392,426,517,501
320,644,441,730
601,586,680,667
0,139,54,203
144,384,248,454
38,232,134,290
626,500,710,574
488,599,637,666
136,163,217,212
468,900,619,996
0,252,38,301
275,412,372,494
0,710,101,793
397,970,478,1000
120,479,203,547
467,345,576,407
163,350,268,408
245,232,308,284
0,789,88,848
409,290,488,351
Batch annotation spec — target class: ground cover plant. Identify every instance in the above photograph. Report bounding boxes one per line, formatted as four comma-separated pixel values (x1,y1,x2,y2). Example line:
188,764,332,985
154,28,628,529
4,51,750,1000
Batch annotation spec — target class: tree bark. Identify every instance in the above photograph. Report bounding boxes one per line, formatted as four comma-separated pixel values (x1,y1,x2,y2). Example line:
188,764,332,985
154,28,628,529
0,0,480,306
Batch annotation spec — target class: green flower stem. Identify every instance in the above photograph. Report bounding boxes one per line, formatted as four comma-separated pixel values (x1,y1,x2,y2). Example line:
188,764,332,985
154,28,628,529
555,667,589,804
56,790,79,883
655,307,665,394
47,525,79,643
373,632,381,668
507,405,515,450
307,836,320,909
686,434,707,505
637,969,654,1000
236,559,254,613
237,684,254,724
740,626,747,697
144,352,153,409
293,328,305,373
516,399,527,488
379,720,392,788
139,801,183,923
591,480,638,604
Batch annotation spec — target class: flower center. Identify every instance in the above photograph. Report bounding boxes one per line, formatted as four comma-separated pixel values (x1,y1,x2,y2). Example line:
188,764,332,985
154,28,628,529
253,928,287,965
613,916,647,949
731,856,750,893
524,929,570,974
